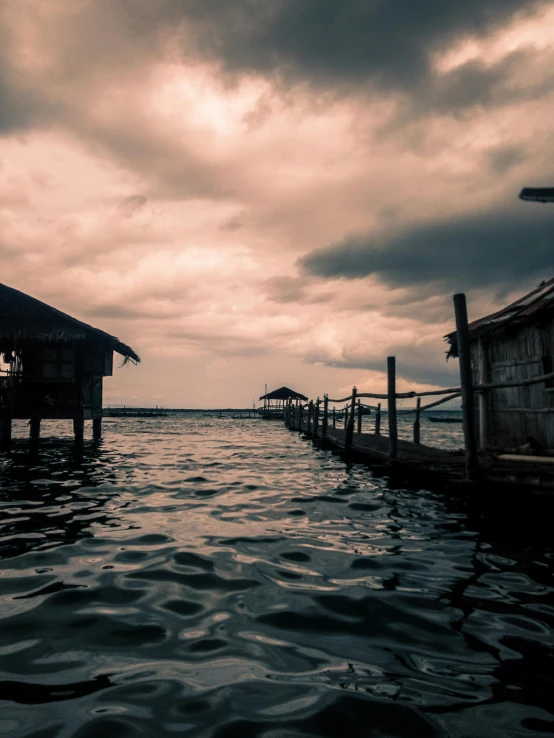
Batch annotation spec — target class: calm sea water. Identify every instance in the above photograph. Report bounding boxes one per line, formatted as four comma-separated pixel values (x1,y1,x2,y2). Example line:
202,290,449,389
1,414,553,738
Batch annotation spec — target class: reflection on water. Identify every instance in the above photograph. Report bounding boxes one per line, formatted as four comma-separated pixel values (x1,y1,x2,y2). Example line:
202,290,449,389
0,415,553,737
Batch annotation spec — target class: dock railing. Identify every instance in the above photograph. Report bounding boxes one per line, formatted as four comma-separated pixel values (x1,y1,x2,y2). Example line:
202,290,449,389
283,293,554,481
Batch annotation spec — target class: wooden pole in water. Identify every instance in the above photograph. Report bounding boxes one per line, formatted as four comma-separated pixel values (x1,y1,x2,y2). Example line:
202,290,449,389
346,387,357,446
344,407,349,432
357,400,362,434
314,397,320,436
73,346,84,443
308,400,313,434
375,403,381,435
387,356,398,459
477,338,488,451
453,293,478,479
413,397,421,445
30,416,41,439
333,407,336,428
322,395,328,438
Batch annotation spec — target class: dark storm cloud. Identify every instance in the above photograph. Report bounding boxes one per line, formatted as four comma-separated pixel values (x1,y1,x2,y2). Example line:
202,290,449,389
300,206,554,293
308,343,459,388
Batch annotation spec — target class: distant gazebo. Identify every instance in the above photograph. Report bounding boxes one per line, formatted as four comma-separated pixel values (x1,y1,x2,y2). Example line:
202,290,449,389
259,386,308,419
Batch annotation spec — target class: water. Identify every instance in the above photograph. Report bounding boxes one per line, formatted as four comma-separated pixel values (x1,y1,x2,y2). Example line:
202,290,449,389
1,414,553,737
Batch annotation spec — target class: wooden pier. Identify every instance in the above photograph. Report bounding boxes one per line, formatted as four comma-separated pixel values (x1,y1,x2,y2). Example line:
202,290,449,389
283,285,554,499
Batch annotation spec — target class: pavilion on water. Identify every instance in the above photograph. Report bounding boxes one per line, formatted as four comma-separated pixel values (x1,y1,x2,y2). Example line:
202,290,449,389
259,386,308,419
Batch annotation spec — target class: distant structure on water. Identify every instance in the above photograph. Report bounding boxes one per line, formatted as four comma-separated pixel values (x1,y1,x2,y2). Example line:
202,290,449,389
259,386,308,419
445,278,554,455
0,284,139,442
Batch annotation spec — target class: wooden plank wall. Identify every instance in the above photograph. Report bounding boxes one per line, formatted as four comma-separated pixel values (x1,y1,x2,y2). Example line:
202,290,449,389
471,321,554,450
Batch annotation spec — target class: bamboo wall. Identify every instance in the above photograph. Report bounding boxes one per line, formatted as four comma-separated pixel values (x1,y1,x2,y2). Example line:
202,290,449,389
472,320,554,450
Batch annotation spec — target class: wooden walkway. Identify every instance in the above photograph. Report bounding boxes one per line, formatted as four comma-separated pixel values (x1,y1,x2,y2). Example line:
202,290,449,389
286,417,554,495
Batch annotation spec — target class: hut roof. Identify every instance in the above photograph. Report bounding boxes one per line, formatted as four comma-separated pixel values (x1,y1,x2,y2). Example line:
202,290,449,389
0,283,140,363
445,278,554,358
259,386,308,401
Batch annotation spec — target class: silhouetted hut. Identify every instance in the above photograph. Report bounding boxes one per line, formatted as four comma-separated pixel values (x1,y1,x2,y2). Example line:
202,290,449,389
0,284,140,442
445,278,554,453
259,386,308,419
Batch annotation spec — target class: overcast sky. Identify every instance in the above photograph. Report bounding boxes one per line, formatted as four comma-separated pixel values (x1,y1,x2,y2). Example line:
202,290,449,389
1,1,553,407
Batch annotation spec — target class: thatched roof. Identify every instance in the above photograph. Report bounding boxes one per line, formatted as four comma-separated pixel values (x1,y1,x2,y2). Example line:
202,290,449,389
445,278,554,359
0,283,140,363
260,386,308,401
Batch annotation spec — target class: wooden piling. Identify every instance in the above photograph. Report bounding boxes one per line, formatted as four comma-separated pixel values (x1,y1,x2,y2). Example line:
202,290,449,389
387,357,398,459
0,409,12,445
344,407,349,432
30,417,41,439
93,418,102,440
477,338,488,450
375,403,381,435
333,407,336,428
322,395,328,437
453,293,478,479
346,387,357,447
413,397,421,445
357,400,362,434
314,397,320,436
74,347,84,443
308,400,313,434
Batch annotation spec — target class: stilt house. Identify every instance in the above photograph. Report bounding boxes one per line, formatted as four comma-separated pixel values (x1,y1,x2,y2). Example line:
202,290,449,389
259,386,308,419
445,278,554,453
0,284,140,441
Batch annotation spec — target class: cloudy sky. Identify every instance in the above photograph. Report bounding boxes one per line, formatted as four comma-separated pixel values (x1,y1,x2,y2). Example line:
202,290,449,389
1,1,553,408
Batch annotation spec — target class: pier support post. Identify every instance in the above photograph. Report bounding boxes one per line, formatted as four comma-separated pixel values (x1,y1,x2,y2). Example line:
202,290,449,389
0,409,12,445
413,398,421,445
346,387,357,447
314,397,320,437
322,395,328,438
357,400,362,435
477,338,488,451
298,405,303,432
333,407,336,428
375,403,381,435
387,357,398,459
93,417,102,440
344,407,349,432
454,293,478,479
308,400,313,435
30,417,41,439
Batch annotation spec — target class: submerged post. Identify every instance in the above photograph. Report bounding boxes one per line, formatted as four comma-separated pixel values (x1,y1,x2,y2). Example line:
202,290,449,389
375,403,381,435
413,397,421,445
346,387,357,447
322,395,328,438
453,293,478,479
387,356,398,459
357,400,362,434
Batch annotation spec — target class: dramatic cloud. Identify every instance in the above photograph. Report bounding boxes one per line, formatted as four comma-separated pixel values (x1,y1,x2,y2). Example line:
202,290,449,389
1,1,553,406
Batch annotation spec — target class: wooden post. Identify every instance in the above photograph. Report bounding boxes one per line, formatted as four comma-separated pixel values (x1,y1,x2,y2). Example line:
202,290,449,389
322,395,328,437
346,387,357,446
375,403,381,435
73,346,84,443
0,409,12,445
387,356,398,459
298,404,303,431
30,417,41,439
413,397,421,445
333,407,336,428
477,338,488,451
357,400,362,434
93,417,102,440
314,397,320,436
344,407,349,431
454,293,478,479
308,400,313,434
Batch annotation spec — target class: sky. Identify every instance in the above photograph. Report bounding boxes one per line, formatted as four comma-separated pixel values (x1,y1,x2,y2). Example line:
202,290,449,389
1,0,553,408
